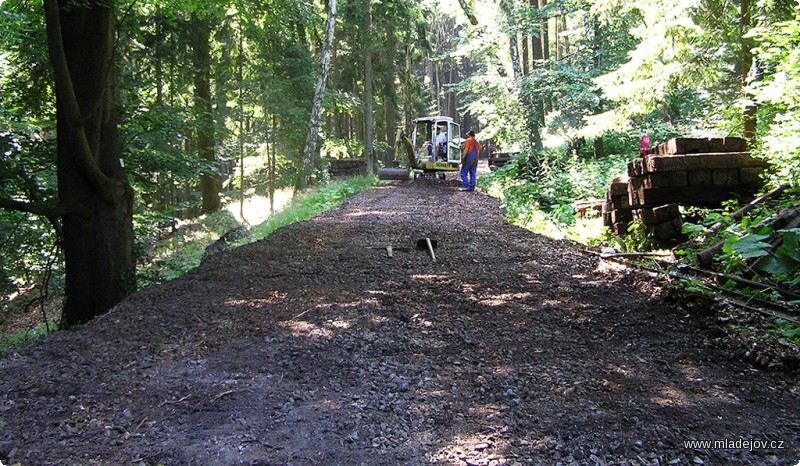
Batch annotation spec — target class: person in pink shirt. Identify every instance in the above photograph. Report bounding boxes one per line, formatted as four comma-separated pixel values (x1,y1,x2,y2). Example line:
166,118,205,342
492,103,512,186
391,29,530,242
640,131,650,157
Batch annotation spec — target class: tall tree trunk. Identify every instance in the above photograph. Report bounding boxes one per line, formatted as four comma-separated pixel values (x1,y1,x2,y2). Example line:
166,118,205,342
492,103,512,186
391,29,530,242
363,0,375,174
448,66,458,119
541,0,550,63
556,15,565,61
155,6,164,104
521,1,530,77
384,21,398,165
741,0,757,144
541,0,552,113
530,0,545,127
456,0,479,25
531,0,542,63
404,44,412,131
192,12,220,214
301,0,337,188
500,0,542,150
43,0,135,326
237,26,246,223
270,113,277,215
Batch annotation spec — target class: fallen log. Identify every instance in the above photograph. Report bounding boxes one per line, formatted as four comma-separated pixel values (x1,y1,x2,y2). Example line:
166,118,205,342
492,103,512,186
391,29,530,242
669,262,800,302
581,249,799,323
697,204,800,269
708,184,790,234
672,184,789,253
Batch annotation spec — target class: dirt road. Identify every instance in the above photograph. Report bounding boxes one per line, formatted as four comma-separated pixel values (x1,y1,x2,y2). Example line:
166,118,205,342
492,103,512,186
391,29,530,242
1,180,798,465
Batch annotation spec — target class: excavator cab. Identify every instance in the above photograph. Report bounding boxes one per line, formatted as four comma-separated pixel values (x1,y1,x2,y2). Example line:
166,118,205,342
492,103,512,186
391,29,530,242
379,116,462,180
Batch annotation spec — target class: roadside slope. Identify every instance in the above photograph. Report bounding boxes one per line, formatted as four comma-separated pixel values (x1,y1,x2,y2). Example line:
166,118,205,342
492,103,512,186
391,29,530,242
1,180,798,465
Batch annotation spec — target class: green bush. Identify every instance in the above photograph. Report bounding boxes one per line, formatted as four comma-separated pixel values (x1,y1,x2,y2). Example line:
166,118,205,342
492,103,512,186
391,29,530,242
480,143,631,242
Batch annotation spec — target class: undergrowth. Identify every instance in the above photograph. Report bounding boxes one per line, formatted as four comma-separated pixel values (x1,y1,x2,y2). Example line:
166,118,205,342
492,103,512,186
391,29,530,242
1,176,377,354
250,176,376,241
480,139,800,365
138,176,376,287
674,186,800,350
0,324,55,355
479,148,631,244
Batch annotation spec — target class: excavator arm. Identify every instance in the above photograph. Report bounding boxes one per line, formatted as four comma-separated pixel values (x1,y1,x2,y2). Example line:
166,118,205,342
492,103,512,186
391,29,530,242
378,131,417,180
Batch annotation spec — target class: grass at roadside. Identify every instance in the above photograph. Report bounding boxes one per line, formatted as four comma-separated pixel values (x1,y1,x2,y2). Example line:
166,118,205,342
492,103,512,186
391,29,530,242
0,324,54,355
137,176,377,287
249,176,376,241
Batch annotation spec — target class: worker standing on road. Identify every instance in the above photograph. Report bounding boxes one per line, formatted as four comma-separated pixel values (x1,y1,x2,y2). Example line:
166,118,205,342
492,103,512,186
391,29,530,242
460,130,480,191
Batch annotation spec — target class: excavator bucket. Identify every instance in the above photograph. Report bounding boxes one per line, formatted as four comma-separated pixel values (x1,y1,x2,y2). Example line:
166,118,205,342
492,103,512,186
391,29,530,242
378,167,411,180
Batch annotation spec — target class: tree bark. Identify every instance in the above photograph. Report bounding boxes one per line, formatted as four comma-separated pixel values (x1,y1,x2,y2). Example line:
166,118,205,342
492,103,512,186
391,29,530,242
541,0,549,61
384,21,398,165
456,0,478,25
191,11,220,214
500,0,542,150
43,0,135,326
363,0,375,175
556,15,565,61
404,44,412,131
238,25,246,223
741,0,757,145
301,0,337,188
530,0,546,127
521,0,529,77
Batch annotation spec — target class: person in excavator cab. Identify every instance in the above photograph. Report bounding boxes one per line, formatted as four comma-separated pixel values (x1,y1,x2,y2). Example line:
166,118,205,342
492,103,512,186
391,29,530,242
434,126,448,161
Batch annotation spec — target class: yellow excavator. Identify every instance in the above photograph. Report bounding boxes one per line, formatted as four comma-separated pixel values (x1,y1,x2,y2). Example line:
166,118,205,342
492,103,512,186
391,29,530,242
378,116,463,180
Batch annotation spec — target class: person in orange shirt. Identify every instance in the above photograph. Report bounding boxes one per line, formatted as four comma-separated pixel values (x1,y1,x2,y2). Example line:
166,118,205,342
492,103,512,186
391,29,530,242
460,130,480,191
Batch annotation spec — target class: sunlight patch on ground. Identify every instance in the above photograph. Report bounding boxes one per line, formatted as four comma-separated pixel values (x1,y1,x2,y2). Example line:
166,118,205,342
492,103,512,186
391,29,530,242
410,274,449,281
224,188,294,226
541,299,564,308
651,386,693,407
432,431,506,464
369,315,391,324
520,273,543,285
595,259,629,273
477,292,533,307
345,210,397,218
412,316,434,327
327,319,351,330
280,319,333,339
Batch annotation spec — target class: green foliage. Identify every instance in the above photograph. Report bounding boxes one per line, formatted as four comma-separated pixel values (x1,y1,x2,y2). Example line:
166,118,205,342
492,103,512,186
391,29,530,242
136,177,376,288
136,209,241,287
725,227,800,277
0,324,56,355
775,321,800,347
678,189,800,302
480,138,632,242
747,16,800,186
250,176,377,240
0,214,60,296
526,66,601,135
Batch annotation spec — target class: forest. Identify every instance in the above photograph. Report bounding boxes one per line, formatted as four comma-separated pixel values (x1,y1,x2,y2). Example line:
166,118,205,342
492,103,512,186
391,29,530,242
1,0,799,340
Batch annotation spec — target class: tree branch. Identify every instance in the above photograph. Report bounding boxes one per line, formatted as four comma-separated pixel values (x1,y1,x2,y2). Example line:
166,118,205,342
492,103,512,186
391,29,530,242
457,0,479,25
0,197,63,217
43,0,115,202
